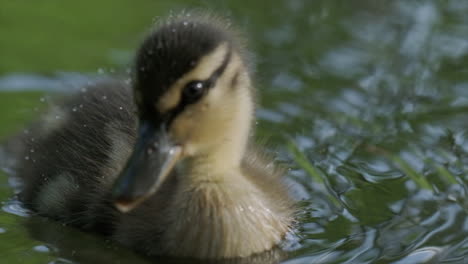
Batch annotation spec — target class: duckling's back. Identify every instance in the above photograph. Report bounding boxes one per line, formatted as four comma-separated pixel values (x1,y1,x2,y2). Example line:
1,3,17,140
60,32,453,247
17,80,137,234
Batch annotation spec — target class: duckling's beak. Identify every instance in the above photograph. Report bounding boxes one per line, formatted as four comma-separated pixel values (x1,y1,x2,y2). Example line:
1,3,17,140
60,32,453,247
112,120,183,213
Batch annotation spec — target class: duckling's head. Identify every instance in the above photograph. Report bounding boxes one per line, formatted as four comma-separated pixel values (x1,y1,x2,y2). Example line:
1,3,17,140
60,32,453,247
113,14,254,211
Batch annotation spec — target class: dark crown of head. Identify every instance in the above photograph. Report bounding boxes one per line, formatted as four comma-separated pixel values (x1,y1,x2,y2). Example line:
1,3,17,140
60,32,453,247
134,18,232,107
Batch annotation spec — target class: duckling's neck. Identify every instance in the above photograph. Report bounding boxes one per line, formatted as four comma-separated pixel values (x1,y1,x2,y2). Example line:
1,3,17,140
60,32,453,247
186,93,253,182
185,139,247,182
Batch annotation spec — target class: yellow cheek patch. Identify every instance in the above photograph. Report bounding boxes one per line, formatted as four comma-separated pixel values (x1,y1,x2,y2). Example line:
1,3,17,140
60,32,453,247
156,43,229,113
156,83,182,113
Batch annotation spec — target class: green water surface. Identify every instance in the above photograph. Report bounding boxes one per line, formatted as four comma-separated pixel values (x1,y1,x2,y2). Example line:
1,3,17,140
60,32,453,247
0,0,467,263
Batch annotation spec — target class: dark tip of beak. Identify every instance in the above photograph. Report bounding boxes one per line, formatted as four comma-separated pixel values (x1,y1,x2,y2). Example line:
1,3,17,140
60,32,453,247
111,121,183,213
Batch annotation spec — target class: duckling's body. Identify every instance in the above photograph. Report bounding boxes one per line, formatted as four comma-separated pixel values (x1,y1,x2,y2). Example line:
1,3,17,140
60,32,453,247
16,13,294,259
19,81,136,234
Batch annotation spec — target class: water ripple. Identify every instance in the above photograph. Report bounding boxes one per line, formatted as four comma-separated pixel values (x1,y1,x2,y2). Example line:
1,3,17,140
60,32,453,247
2,199,31,217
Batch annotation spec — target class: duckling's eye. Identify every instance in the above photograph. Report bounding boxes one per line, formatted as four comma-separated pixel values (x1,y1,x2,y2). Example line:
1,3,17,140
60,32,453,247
183,81,208,103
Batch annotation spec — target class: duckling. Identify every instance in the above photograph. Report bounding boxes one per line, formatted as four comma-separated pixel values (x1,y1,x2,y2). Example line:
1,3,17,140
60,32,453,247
16,12,295,259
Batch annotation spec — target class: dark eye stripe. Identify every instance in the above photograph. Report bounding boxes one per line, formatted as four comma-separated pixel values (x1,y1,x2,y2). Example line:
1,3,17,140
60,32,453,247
207,44,232,84
230,70,240,89
162,45,233,129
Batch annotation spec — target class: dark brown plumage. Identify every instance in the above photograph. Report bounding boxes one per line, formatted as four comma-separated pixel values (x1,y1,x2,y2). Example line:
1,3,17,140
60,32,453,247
18,81,135,235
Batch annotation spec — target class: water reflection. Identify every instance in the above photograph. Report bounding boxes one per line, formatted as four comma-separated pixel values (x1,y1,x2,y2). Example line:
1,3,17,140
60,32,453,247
24,215,287,264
